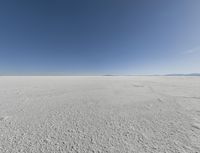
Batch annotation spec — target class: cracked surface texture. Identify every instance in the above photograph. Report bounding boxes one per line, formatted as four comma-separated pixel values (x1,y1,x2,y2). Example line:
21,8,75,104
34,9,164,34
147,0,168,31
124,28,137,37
0,76,200,153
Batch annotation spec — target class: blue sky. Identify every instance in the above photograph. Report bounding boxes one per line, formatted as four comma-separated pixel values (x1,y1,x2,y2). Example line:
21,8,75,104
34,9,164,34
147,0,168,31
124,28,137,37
0,0,200,75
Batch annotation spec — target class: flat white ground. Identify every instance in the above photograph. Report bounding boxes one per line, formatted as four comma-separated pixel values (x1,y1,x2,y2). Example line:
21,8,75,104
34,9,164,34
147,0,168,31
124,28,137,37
0,76,200,153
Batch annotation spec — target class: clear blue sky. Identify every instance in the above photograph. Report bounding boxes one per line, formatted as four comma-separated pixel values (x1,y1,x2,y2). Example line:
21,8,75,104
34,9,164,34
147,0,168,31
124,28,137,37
0,0,200,75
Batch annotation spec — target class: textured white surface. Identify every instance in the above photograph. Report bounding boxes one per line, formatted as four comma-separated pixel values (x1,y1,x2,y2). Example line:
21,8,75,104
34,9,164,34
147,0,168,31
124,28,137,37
0,76,200,153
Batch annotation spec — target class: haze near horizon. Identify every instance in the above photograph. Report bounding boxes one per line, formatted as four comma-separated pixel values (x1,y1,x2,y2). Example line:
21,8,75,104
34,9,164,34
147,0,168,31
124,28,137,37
0,0,200,75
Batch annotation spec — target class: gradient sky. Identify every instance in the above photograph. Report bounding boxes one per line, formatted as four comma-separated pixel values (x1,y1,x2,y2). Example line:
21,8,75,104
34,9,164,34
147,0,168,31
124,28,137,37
0,0,200,75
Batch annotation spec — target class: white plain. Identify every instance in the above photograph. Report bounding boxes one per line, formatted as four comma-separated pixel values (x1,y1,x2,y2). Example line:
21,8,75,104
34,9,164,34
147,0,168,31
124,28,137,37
0,76,200,153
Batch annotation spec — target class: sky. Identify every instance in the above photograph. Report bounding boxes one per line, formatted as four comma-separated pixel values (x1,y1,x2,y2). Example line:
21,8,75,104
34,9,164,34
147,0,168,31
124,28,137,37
0,0,200,75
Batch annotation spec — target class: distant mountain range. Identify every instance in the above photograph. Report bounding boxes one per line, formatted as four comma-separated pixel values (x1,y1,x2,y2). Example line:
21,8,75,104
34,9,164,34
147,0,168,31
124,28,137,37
103,73,200,76
165,73,200,76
